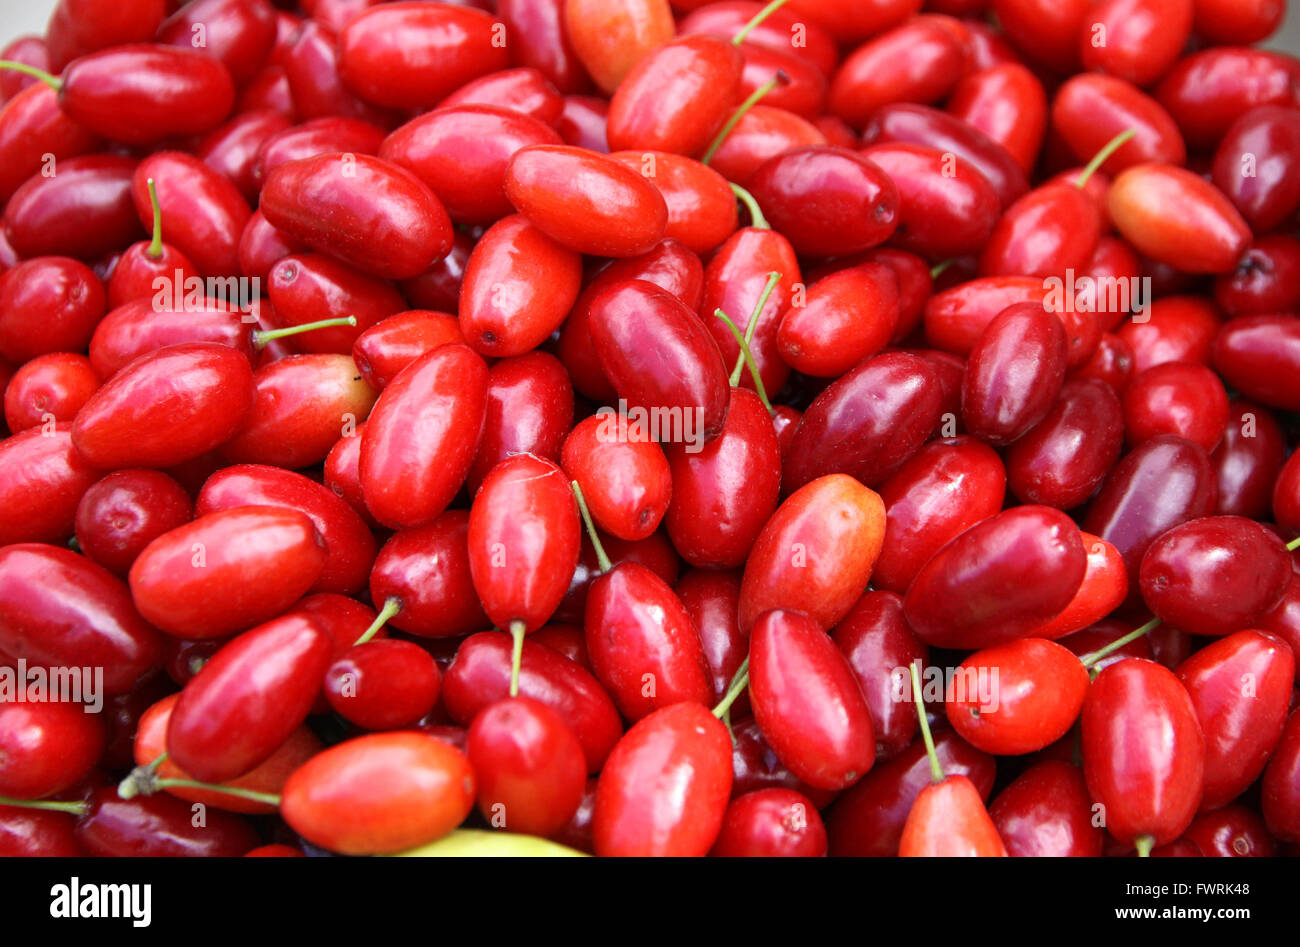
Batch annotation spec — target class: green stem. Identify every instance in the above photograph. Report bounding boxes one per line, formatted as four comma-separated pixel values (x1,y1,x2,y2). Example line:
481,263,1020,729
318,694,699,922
152,780,281,808
508,620,526,698
929,260,955,280
1079,617,1161,669
713,308,772,412
354,597,401,645
0,60,61,91
910,660,944,785
730,183,769,230
1074,129,1137,190
570,480,611,573
0,795,87,816
702,74,785,166
729,272,782,386
253,315,357,349
711,657,750,719
1287,536,1300,552
1135,835,1154,858
146,178,164,260
732,0,795,45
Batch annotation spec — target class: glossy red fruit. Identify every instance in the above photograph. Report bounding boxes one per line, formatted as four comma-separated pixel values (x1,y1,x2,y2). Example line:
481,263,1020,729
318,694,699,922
325,639,440,731
4,154,141,262
442,631,622,773
156,0,276,85
360,343,488,529
584,560,712,722
368,513,486,639
1120,296,1220,375
1213,399,1286,520
874,437,1006,594
74,469,192,578
947,63,1047,174
1211,105,1300,234
506,145,669,257
255,116,386,187
281,732,476,855
0,544,161,694
265,256,404,354
220,354,379,470
558,238,702,400
0,701,104,800
337,3,509,111
593,701,732,857
899,773,1008,858
469,454,580,634
606,152,737,256
991,0,1089,73
563,416,670,542
827,19,967,130
831,591,927,761
862,103,1029,211
980,185,1101,281
128,506,326,640
1122,362,1229,452
710,789,828,858
784,352,942,492
134,692,320,815
381,105,560,227
1005,379,1125,510
76,788,257,857
71,343,254,470
124,151,251,279
467,696,586,837
990,761,1104,857
2,352,97,433
1026,533,1129,640
0,257,106,364
459,215,582,358
750,609,875,791
904,506,1087,650
196,464,376,597
1139,516,1291,636
776,263,898,377
748,147,898,258
588,279,731,442
0,84,102,204
962,304,1068,446
697,226,800,399
606,35,741,156
497,0,590,94
827,729,996,856
260,153,452,281
167,612,331,783
1109,164,1251,275
738,475,886,634
1083,435,1219,589
861,143,1000,259
1212,314,1300,413
0,806,82,857
1156,47,1300,149
664,387,780,570
1177,630,1294,810
1082,659,1205,848
1182,805,1277,857
946,638,1089,756
56,45,237,146
1262,710,1300,842
352,310,465,391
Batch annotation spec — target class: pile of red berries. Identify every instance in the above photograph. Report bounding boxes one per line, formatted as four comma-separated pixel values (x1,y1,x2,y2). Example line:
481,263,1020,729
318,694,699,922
0,0,1298,859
